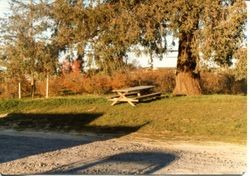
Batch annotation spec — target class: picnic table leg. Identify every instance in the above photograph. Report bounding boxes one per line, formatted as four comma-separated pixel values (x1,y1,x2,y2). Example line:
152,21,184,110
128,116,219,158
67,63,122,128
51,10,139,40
111,92,137,106
111,99,119,106
118,92,137,106
111,96,122,106
127,100,136,106
111,92,126,106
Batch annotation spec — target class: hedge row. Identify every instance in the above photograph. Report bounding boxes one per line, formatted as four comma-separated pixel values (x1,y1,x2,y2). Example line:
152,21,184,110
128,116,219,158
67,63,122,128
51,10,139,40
0,69,246,98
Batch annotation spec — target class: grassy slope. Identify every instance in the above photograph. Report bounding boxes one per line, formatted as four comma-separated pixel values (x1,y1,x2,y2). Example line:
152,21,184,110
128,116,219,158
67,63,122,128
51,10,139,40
0,95,246,144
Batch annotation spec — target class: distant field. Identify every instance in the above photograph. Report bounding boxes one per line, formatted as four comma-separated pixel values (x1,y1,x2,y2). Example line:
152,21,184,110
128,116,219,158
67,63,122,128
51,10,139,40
0,95,246,144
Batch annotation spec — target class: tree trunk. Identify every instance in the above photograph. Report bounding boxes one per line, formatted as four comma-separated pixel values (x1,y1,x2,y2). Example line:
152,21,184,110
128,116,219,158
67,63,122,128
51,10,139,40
45,73,49,99
173,33,201,96
149,49,153,69
18,82,21,99
31,75,35,99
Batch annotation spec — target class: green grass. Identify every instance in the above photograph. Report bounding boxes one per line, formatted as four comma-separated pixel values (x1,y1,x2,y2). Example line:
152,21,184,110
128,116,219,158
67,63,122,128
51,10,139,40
0,94,246,144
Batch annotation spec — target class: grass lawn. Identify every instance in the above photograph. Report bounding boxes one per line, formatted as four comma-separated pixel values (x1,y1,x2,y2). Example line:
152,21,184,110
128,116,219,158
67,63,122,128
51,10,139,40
0,94,246,144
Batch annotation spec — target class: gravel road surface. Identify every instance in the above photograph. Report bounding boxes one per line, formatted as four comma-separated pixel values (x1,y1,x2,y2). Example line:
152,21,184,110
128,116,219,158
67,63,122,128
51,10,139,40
0,130,246,175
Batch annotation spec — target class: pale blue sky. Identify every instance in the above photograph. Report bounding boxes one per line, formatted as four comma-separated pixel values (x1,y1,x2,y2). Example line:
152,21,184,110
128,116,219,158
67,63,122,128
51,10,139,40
0,0,10,18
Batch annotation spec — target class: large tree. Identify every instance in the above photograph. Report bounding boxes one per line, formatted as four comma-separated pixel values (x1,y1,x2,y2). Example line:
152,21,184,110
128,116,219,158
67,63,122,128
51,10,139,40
98,0,246,95
120,0,246,95
170,0,246,95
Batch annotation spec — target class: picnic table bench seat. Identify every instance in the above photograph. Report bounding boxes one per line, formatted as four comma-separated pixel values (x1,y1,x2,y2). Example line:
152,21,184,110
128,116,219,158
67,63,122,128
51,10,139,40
135,92,161,101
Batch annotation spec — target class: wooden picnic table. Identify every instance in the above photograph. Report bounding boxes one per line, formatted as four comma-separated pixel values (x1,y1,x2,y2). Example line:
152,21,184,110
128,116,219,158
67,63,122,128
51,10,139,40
109,85,161,106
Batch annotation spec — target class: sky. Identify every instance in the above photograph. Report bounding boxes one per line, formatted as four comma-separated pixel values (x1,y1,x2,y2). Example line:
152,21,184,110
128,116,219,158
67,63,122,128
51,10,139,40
0,0,10,18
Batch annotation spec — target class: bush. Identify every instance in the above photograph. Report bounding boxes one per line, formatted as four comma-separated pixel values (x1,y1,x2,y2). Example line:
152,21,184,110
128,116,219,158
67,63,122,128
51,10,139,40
128,69,176,93
0,68,247,99
83,74,112,94
0,77,31,99
39,69,176,95
200,71,247,95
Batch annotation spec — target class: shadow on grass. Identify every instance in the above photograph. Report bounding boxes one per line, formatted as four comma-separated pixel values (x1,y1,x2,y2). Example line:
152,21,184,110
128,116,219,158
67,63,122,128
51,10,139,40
0,113,103,131
0,113,146,164
0,113,145,133
46,151,177,174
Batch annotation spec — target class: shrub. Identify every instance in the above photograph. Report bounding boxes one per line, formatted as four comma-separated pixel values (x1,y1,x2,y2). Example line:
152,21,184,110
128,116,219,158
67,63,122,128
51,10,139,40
0,68,247,99
110,72,131,89
200,70,247,95
0,77,30,99
127,69,176,93
83,74,112,94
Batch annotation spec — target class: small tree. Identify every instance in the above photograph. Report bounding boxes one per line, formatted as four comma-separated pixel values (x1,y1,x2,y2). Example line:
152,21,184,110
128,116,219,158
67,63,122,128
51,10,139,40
1,0,58,98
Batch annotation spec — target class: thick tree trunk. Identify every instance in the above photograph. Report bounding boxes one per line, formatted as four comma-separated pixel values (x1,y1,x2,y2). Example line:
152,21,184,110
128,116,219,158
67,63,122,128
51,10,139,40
173,33,201,96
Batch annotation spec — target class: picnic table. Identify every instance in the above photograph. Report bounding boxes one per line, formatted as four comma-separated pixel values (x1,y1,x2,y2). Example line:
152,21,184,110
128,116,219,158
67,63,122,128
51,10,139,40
109,85,161,106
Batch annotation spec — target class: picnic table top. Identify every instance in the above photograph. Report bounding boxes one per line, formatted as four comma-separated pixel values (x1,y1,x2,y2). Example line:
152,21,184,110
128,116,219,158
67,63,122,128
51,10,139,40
112,85,154,93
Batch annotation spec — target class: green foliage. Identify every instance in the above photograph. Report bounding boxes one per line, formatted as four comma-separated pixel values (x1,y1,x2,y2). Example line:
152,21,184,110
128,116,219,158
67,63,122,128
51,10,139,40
1,1,58,75
232,47,247,80
200,0,246,66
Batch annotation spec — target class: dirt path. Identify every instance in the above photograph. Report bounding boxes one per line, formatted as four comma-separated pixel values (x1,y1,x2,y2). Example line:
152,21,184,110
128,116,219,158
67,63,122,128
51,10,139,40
0,129,246,175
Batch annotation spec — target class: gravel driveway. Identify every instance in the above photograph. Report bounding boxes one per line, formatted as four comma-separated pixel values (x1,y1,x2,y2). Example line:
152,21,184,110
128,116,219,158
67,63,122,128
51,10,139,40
0,129,246,175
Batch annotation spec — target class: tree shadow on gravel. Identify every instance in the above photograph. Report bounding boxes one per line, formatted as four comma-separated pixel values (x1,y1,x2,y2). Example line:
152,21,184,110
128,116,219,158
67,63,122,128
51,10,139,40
0,113,146,164
46,151,177,174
